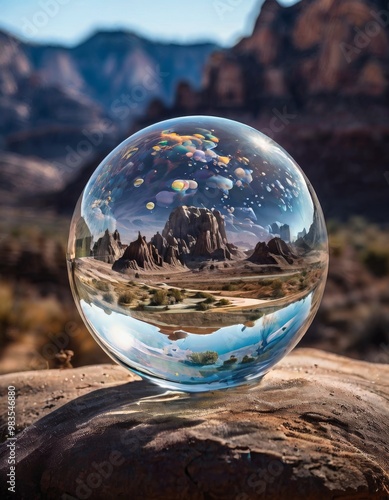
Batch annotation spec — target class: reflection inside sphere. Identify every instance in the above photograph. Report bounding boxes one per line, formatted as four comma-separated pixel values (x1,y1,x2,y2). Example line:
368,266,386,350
67,116,328,392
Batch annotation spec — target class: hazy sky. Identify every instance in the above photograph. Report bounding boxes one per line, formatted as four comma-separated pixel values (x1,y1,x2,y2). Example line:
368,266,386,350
1,0,300,47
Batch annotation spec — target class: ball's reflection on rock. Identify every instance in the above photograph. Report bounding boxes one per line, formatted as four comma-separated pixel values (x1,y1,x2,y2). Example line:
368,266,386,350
67,116,328,392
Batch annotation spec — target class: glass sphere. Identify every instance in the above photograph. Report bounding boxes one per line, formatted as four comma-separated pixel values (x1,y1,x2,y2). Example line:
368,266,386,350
67,116,328,392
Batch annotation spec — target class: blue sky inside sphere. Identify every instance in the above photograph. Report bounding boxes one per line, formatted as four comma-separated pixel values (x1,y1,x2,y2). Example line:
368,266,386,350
1,0,300,47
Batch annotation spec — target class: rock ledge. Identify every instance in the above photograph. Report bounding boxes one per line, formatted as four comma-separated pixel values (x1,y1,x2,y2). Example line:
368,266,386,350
0,348,388,499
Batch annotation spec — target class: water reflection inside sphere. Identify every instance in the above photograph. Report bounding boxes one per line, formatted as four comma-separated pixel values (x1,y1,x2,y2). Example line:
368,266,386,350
67,116,328,392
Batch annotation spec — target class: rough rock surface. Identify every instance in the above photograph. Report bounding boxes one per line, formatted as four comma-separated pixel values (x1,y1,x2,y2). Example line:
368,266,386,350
248,236,296,265
112,206,245,272
0,348,388,499
203,0,389,105
112,232,166,271
0,152,64,206
93,229,126,264
162,206,244,261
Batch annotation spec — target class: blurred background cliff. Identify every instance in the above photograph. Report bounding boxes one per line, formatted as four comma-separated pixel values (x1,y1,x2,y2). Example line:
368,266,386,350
1,0,388,374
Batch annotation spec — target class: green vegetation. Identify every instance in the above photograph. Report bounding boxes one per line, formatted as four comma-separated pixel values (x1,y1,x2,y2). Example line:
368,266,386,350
188,351,218,365
223,355,238,366
218,298,231,306
102,292,114,304
222,283,238,291
118,291,135,306
150,289,168,306
271,279,285,298
94,280,110,292
193,291,214,299
168,288,184,303
196,301,211,311
249,313,263,321
242,355,255,363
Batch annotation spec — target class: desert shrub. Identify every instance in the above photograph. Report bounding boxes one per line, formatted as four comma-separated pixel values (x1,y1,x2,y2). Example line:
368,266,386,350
223,355,237,366
222,283,237,291
249,313,263,321
261,279,273,286
204,295,216,304
150,289,168,306
135,302,145,311
194,291,213,299
94,280,110,292
242,355,255,363
196,301,210,311
102,292,114,304
188,351,218,365
168,289,183,302
218,298,231,306
118,291,135,305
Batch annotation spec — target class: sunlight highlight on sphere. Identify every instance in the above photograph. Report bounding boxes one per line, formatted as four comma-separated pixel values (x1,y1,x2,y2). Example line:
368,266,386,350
67,116,328,392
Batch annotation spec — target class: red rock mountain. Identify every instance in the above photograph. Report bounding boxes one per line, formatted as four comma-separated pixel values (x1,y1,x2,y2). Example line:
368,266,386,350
93,229,126,264
112,232,164,272
248,237,297,265
112,206,245,272
200,0,389,108
162,206,244,261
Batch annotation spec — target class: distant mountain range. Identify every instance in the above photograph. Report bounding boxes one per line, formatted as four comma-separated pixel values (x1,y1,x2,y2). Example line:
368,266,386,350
94,206,302,272
1,0,389,222
0,28,216,188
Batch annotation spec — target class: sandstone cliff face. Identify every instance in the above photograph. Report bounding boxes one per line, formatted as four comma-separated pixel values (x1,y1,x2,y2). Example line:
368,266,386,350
201,0,389,106
93,229,125,264
112,232,165,272
162,206,244,261
248,237,296,265
295,206,327,252
112,206,246,273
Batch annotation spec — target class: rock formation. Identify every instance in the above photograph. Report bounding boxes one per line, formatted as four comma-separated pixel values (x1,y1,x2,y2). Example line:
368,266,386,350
112,206,246,273
162,206,245,261
248,236,296,265
75,217,92,258
93,229,126,264
1,349,388,499
112,232,166,272
304,206,327,249
280,223,290,242
295,206,327,252
201,0,389,107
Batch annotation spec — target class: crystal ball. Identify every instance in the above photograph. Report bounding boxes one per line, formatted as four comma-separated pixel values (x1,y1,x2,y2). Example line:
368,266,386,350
67,116,328,392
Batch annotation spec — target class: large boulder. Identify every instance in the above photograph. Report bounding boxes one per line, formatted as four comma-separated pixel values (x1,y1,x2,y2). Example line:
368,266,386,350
0,348,388,499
